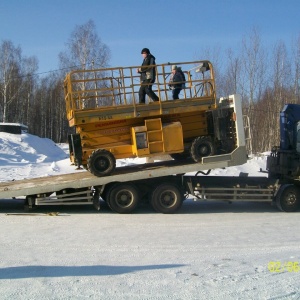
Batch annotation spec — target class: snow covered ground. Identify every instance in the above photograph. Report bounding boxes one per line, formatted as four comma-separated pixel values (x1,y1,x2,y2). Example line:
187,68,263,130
0,132,299,299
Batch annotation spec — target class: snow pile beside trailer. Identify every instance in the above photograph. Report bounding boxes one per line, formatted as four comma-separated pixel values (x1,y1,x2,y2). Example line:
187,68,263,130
0,132,70,182
0,132,67,163
0,132,148,182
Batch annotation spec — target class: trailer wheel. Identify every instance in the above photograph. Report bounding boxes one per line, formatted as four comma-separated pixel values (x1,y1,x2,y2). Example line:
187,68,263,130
107,183,139,214
190,136,215,162
151,183,183,214
87,149,116,177
276,184,300,212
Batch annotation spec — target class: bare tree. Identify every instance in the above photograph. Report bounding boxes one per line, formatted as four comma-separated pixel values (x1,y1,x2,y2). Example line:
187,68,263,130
268,41,292,149
59,20,110,71
0,40,38,123
220,48,242,96
250,40,292,153
19,56,38,125
240,27,267,111
0,40,22,122
58,20,111,108
291,34,300,102
271,41,291,95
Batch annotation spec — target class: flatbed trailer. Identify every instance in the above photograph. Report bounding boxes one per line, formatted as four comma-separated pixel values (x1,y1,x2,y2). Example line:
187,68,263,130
1,89,255,213
0,146,299,213
1,92,299,213
0,145,246,209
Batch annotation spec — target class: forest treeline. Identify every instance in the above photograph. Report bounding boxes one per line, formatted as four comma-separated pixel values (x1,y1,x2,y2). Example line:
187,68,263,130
0,21,299,154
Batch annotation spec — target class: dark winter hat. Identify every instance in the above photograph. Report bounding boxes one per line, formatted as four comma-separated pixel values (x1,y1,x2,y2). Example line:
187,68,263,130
141,48,150,54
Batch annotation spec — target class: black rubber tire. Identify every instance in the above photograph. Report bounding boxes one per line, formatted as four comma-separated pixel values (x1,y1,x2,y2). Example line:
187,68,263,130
87,149,116,177
106,183,139,214
150,183,183,214
190,136,215,162
276,184,300,212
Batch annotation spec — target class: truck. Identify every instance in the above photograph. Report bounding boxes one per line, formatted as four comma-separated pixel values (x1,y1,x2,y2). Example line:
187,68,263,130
0,61,299,214
1,90,248,213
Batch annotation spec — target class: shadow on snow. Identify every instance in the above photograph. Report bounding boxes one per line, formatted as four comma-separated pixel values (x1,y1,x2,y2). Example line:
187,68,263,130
0,264,187,279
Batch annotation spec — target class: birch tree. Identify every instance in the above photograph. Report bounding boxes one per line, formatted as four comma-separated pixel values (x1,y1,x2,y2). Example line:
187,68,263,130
0,40,38,123
269,41,292,148
240,28,266,111
59,19,111,107
59,19,110,71
291,34,300,102
19,56,38,125
0,40,23,122
221,48,242,96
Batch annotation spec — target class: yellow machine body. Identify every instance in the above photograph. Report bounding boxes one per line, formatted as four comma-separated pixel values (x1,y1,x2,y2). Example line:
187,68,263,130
64,60,218,174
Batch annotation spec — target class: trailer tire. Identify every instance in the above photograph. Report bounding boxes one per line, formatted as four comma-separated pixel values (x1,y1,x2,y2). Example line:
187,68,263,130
190,136,215,162
107,183,139,214
87,149,116,177
151,183,183,214
276,184,300,212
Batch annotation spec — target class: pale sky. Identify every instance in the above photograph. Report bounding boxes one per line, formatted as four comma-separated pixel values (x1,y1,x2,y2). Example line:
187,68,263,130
1,0,299,75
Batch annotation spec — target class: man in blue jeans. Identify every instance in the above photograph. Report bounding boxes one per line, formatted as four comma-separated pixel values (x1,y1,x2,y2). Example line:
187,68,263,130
137,48,159,103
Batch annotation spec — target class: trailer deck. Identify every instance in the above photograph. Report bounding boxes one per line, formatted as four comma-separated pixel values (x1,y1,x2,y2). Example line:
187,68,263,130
0,147,246,199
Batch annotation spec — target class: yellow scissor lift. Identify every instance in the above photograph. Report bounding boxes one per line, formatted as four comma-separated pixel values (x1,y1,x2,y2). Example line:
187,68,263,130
64,60,235,177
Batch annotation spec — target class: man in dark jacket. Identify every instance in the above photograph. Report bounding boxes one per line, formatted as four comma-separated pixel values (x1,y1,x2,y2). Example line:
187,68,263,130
137,48,159,103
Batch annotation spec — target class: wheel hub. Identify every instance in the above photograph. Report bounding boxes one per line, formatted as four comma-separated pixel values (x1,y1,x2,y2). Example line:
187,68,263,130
198,145,209,155
161,191,175,207
116,191,133,207
286,193,296,205
97,158,108,169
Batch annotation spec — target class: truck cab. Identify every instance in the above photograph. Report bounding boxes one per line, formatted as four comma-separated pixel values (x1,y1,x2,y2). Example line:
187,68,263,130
267,104,300,179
